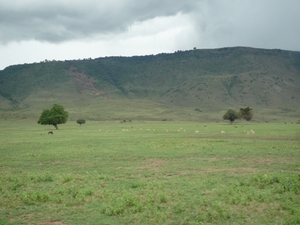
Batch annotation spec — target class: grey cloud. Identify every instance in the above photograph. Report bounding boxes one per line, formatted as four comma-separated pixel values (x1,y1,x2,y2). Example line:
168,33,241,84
0,0,199,44
1,0,300,55
190,0,300,51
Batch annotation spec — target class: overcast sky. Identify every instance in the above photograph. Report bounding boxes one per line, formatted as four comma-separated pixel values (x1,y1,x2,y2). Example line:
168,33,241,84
1,0,300,70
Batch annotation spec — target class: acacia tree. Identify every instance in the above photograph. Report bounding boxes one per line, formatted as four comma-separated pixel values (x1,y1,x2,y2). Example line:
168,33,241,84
77,119,86,126
239,107,253,121
37,104,68,129
223,109,239,124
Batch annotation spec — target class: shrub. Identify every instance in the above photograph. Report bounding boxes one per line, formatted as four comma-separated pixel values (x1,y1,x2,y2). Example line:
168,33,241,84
76,119,86,126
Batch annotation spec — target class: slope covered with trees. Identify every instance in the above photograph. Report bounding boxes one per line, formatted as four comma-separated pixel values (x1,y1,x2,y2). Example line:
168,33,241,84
0,47,299,121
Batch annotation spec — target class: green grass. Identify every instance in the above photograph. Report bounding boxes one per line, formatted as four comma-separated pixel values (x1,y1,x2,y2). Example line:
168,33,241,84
0,120,299,225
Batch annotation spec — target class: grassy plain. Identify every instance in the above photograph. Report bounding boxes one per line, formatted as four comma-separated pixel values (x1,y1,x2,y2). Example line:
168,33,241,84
0,120,299,225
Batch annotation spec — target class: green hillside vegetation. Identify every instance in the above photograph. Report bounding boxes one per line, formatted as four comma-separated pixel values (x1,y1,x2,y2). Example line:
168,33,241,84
0,47,299,121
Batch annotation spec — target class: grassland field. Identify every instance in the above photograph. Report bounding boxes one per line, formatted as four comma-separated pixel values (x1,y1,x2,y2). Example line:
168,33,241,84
0,120,299,225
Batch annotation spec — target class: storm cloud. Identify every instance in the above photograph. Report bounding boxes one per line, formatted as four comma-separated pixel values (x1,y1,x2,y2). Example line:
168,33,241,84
0,0,300,69
0,0,199,43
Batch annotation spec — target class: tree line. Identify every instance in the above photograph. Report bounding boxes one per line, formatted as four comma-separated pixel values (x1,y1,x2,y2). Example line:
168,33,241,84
223,107,253,124
37,104,253,129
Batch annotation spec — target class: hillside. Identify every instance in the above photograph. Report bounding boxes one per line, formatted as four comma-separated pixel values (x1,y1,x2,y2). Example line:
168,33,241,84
0,47,300,121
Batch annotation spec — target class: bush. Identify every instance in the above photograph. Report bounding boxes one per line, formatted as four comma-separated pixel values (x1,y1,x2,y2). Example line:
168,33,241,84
76,119,86,126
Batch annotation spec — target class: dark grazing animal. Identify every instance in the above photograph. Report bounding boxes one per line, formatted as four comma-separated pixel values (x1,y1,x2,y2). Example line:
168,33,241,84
48,131,53,134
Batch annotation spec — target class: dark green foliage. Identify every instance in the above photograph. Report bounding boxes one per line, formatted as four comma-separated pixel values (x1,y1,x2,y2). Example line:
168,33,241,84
0,47,300,117
223,109,239,124
37,104,68,129
76,119,86,125
0,61,70,102
239,107,253,121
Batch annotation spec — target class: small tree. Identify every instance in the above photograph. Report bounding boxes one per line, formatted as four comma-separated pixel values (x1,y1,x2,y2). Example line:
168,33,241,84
37,104,68,129
223,109,239,124
239,107,253,121
77,119,86,126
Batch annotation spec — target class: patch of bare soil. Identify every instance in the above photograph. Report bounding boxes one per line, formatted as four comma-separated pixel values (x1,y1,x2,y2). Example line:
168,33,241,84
178,167,258,176
69,66,109,98
252,158,276,165
138,158,165,172
39,221,71,225
185,156,236,162
25,221,71,225
249,157,300,165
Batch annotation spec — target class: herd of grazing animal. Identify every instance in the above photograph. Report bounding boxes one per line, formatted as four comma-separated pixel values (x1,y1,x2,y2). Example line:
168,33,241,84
46,125,256,136
106,126,256,135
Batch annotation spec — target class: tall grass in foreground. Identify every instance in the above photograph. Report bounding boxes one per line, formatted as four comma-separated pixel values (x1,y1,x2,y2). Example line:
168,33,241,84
0,120,299,225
